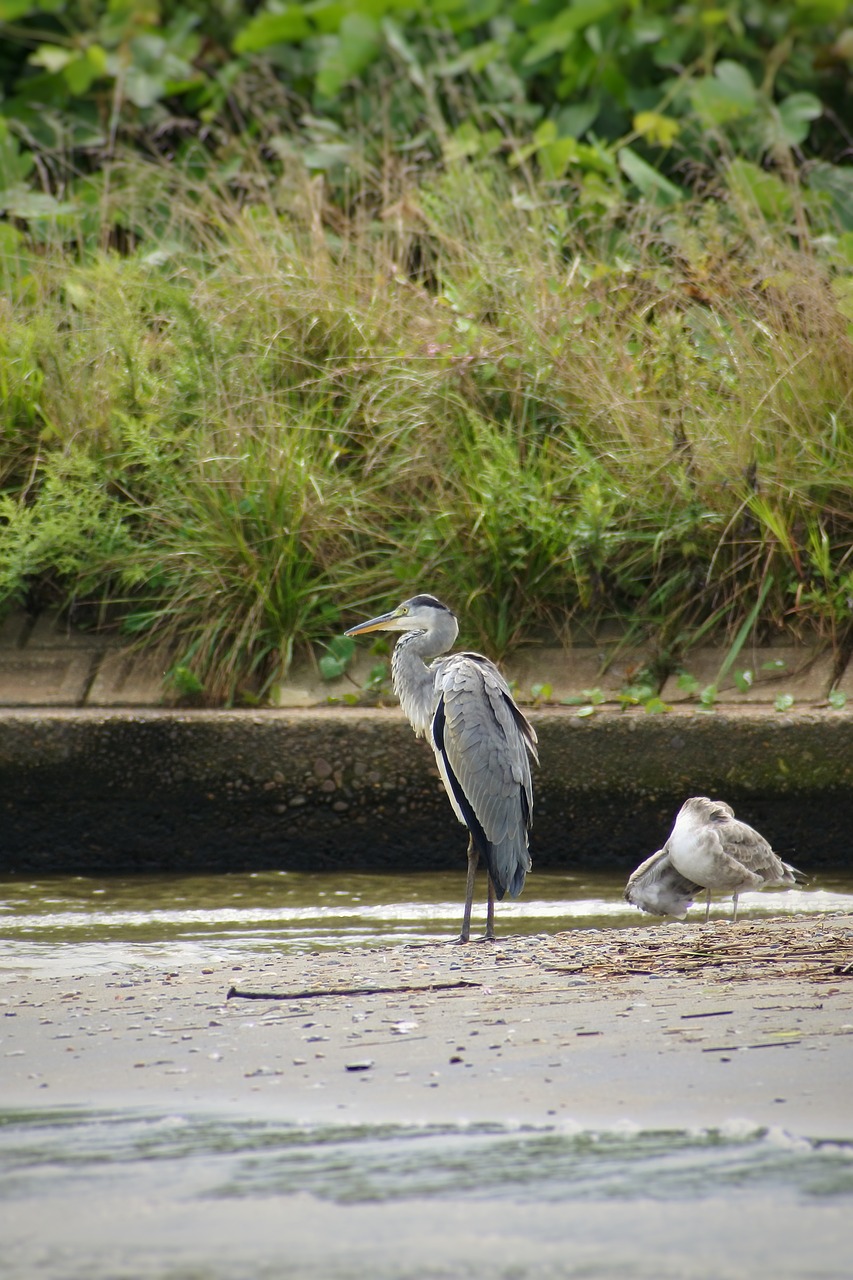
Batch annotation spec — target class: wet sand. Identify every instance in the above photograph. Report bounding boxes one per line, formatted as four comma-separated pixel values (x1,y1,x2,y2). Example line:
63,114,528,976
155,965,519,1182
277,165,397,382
4,913,853,1137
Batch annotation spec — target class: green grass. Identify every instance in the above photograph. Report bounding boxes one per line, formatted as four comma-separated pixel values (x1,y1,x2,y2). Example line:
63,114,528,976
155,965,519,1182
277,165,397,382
1,151,852,702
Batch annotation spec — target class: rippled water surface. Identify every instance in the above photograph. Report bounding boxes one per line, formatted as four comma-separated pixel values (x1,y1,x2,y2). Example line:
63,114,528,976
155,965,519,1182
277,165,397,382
2,1107,852,1279
2,869,852,976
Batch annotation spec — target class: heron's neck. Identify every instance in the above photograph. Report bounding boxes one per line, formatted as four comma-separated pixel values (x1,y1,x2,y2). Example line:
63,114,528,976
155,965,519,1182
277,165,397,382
391,621,457,736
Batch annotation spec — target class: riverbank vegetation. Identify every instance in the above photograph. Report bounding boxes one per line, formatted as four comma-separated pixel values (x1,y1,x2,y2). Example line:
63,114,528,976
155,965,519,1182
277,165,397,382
1,2,852,702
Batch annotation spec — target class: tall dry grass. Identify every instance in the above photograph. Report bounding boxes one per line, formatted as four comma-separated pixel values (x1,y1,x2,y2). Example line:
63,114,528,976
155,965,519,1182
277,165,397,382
1,153,852,700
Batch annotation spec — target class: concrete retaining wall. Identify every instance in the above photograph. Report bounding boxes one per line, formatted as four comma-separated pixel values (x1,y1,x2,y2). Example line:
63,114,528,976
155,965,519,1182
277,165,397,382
1,609,851,876
2,707,851,876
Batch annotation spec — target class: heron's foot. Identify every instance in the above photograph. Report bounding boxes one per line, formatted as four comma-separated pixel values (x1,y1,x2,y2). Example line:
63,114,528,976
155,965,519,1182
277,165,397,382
454,932,471,945
474,931,497,944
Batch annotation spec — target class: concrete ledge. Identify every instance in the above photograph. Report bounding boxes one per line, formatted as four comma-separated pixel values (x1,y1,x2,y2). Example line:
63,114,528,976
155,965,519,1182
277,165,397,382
0,610,848,711
1,706,850,876
502,646,654,703
661,646,835,704
0,652,96,706
86,648,172,707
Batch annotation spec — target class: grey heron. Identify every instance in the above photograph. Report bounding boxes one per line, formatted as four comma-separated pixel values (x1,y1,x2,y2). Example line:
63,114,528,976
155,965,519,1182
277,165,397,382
344,594,537,943
629,796,803,922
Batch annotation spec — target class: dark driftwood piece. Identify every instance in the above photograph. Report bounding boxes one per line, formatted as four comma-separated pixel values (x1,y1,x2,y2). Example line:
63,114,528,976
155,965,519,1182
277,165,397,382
226,978,482,1001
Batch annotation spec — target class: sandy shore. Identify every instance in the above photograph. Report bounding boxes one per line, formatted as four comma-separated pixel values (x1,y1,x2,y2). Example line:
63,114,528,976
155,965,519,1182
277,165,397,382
3,913,852,1138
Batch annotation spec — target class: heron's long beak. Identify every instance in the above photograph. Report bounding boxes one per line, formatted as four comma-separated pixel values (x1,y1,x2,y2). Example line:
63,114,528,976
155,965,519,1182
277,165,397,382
344,608,403,637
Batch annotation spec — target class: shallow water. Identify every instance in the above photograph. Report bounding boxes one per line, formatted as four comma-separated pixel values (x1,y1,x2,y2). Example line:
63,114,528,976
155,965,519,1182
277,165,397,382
1,869,852,976
2,1107,852,1279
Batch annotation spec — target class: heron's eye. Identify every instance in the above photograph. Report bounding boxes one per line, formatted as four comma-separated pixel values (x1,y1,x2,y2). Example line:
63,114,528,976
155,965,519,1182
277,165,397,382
399,606,408,615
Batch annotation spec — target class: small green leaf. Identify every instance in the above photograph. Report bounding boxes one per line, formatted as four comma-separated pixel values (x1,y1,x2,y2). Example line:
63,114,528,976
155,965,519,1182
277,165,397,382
366,662,388,690
316,13,381,98
714,60,757,100
774,693,795,711
65,47,108,94
167,664,204,696
318,635,356,681
29,44,74,74
828,689,847,709
776,92,822,147
233,9,311,53
543,134,596,179
0,187,76,218
733,668,753,692
699,683,718,707
124,66,167,109
727,159,792,220
0,118,34,188
618,146,684,206
633,110,680,147
0,1,40,18
691,65,756,125
575,704,597,717
555,101,599,139
522,0,618,67
619,682,657,706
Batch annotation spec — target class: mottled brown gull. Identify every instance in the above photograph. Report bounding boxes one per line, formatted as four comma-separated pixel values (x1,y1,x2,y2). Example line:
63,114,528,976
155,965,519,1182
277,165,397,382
626,796,804,922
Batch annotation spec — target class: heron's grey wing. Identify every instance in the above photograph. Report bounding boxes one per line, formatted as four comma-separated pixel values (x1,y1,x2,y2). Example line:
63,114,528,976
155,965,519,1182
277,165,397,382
431,655,535,900
625,846,700,918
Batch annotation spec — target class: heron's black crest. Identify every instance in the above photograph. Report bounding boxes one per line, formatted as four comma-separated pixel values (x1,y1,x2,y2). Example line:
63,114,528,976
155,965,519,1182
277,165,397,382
407,593,455,615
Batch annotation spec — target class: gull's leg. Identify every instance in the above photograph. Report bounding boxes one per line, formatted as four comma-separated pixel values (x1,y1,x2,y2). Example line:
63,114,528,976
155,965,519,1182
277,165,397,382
456,835,477,944
704,889,711,923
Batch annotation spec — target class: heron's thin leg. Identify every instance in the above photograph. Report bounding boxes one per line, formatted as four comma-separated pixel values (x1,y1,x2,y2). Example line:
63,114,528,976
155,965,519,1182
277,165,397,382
456,835,477,944
704,889,711,923
732,892,739,923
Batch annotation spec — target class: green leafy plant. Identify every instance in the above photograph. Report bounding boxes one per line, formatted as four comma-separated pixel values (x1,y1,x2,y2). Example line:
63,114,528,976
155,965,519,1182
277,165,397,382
318,636,356,682
561,688,606,708
529,681,553,706
617,680,660,710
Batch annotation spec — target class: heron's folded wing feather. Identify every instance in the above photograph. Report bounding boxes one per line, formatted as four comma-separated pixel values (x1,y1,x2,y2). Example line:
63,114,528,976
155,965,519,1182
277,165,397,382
431,655,535,896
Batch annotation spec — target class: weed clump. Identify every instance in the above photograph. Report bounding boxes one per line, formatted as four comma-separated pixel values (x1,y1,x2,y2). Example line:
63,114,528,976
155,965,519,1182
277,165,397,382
1,155,852,702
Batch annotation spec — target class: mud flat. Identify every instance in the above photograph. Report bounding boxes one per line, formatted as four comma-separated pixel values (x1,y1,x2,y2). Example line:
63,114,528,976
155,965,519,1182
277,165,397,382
4,912,852,1136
